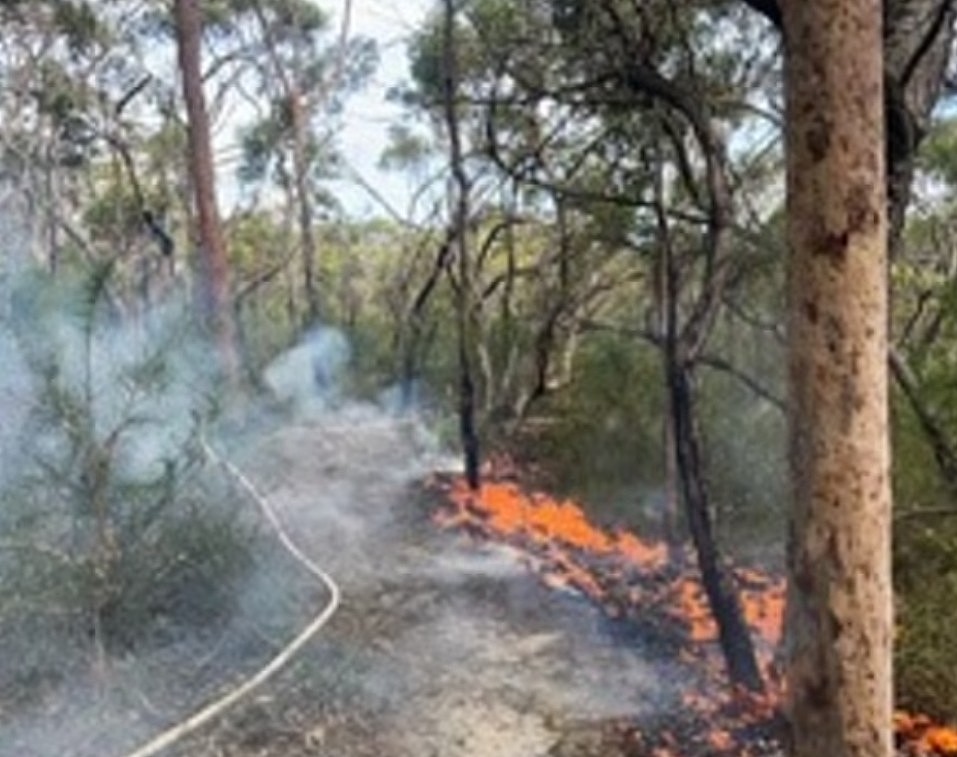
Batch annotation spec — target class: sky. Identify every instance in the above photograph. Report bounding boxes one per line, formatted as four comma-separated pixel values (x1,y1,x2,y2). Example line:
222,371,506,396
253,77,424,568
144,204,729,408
321,0,434,219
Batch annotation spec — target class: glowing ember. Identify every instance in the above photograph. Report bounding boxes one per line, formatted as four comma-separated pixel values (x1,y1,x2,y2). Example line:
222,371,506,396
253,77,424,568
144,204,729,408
436,477,781,650
895,711,957,755
431,472,957,756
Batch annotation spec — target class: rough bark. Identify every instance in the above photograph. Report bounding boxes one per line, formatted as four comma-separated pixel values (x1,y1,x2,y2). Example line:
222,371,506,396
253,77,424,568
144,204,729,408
782,1,893,755
741,0,956,259
173,0,238,377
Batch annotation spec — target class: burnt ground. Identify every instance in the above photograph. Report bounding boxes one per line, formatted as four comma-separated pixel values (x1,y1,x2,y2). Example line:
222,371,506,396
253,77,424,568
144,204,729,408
1,405,779,757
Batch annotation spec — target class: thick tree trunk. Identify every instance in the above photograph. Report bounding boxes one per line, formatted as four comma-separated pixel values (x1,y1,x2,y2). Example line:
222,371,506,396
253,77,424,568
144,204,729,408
174,0,238,377
782,1,893,755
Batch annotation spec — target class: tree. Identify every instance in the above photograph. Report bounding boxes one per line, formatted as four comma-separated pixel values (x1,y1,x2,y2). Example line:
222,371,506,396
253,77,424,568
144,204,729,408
782,1,892,754
441,0,481,490
242,0,373,325
476,0,771,692
173,0,238,377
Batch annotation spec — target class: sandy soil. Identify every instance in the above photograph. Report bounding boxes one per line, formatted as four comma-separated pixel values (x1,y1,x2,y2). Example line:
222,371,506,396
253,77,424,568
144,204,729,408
167,405,684,757
0,405,689,757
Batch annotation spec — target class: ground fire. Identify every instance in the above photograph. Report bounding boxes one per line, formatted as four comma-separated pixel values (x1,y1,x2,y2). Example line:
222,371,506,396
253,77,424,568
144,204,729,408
430,466,957,756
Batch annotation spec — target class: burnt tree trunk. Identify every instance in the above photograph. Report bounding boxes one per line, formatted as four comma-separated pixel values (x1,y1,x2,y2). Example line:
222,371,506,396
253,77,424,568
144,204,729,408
669,360,766,692
663,247,764,693
883,0,956,259
174,0,238,377
651,132,764,691
782,0,893,754
442,0,480,490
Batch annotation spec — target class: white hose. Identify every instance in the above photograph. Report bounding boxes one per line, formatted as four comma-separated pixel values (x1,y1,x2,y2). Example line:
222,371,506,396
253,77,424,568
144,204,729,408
122,439,341,757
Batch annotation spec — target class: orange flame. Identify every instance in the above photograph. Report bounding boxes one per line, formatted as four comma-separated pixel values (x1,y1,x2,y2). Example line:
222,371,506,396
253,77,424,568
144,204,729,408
895,711,957,755
432,473,957,756
436,477,777,649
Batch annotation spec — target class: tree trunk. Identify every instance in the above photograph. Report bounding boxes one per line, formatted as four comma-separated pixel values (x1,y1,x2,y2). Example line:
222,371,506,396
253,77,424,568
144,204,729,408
663,217,763,691
173,0,238,378
290,80,319,323
668,359,766,692
654,239,681,550
782,1,892,755
443,0,480,490
884,0,956,259
653,139,763,690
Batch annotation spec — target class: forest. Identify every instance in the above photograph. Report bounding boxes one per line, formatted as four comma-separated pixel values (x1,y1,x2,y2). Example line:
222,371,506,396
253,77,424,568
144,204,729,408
0,0,955,756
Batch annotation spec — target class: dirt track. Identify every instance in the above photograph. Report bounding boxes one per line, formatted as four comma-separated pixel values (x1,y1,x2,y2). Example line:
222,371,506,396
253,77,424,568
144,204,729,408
167,405,683,756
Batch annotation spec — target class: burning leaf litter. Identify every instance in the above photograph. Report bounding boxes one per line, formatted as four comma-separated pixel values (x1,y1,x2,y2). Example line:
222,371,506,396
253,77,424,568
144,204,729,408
431,469,957,756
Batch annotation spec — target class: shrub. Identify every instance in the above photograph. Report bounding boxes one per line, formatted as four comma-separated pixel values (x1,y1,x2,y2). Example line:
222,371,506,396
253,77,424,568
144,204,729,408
0,264,253,665
895,523,957,722
893,393,957,721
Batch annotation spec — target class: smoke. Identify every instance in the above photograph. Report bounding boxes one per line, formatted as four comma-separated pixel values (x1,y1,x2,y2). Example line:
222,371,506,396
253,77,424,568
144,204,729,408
262,325,352,414
1,268,679,757
0,264,240,756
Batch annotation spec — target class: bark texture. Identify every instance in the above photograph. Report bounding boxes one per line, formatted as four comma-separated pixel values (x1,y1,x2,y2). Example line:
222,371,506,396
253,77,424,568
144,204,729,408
782,1,893,755
174,0,238,376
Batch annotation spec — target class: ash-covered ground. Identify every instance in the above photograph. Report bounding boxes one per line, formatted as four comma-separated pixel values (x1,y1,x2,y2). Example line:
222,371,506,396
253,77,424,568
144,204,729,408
170,405,687,757
2,402,691,757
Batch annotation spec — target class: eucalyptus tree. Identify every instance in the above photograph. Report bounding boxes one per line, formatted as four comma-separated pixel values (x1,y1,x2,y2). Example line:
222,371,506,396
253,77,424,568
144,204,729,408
0,1,218,309
781,1,892,753
410,0,782,692
231,0,377,324
400,3,658,493
174,0,239,377
416,0,957,704
0,1,152,274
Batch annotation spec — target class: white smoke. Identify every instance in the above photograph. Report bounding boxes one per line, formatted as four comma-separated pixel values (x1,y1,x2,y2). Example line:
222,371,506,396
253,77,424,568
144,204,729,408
262,325,352,414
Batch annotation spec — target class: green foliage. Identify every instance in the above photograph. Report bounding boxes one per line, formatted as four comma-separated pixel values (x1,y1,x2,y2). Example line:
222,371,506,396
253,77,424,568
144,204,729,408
82,182,143,241
52,0,107,54
0,265,253,656
892,388,957,721
895,523,957,722
919,117,957,188
528,334,667,523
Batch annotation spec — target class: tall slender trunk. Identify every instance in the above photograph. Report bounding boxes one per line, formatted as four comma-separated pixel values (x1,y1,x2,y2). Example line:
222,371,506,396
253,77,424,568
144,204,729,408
782,1,892,754
654,241,680,549
290,81,319,323
651,140,763,689
173,0,238,378
443,0,480,490
662,227,764,692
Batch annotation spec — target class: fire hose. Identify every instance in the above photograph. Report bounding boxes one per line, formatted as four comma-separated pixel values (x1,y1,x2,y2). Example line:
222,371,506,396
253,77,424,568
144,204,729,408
123,438,341,757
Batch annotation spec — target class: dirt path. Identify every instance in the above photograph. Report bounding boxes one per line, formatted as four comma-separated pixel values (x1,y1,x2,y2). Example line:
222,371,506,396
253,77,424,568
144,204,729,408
169,406,683,757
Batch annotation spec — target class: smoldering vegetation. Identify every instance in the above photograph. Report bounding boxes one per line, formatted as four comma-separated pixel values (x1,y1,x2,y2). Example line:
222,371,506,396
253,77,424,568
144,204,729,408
0,264,681,757
0,265,268,755
167,399,685,757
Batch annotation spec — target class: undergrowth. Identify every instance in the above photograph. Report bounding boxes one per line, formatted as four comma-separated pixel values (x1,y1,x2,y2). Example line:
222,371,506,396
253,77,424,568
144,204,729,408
0,264,255,673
